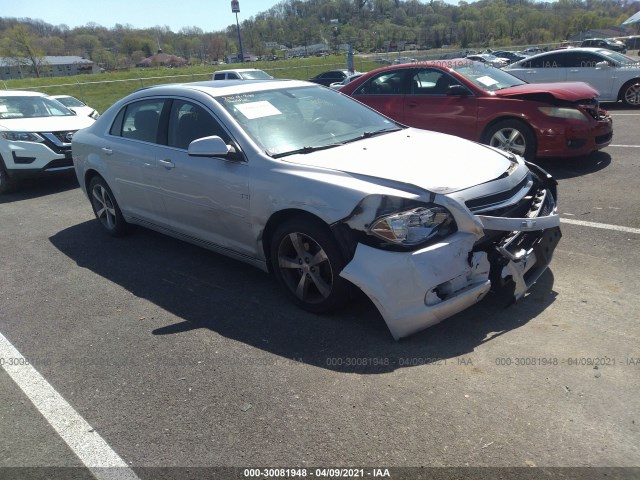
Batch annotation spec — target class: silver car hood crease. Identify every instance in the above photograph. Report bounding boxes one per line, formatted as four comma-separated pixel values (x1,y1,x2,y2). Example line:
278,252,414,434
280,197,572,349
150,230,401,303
281,128,513,194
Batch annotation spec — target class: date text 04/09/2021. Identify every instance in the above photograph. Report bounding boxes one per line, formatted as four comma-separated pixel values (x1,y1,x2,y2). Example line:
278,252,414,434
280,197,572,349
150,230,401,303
242,468,391,478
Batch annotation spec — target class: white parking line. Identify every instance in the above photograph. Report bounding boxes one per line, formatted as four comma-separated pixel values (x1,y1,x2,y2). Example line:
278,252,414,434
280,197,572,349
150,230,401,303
561,218,640,234
0,332,140,480
609,144,640,147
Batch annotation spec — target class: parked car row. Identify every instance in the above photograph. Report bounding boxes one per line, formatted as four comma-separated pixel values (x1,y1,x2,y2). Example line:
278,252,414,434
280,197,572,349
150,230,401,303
8,44,633,338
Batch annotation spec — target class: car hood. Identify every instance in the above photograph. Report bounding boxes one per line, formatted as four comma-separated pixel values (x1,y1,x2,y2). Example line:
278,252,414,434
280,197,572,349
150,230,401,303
282,128,514,193
495,82,599,101
0,115,95,131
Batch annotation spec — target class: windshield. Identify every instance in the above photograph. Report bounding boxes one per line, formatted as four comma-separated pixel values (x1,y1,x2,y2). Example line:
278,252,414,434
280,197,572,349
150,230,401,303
451,63,526,91
0,96,75,119
597,49,639,65
217,86,401,157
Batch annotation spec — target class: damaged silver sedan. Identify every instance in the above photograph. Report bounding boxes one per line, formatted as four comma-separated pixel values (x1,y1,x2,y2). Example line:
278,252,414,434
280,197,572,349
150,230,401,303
72,80,561,339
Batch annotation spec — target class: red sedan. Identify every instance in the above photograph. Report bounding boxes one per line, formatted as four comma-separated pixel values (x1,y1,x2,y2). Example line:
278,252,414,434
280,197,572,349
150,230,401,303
339,60,613,160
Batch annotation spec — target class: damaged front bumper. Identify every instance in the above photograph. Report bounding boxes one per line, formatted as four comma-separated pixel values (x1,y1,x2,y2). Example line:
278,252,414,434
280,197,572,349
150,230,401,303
339,166,561,340
341,221,560,340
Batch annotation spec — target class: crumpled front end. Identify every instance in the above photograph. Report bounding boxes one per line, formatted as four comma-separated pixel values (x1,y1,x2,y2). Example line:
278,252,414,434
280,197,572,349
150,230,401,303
338,161,561,340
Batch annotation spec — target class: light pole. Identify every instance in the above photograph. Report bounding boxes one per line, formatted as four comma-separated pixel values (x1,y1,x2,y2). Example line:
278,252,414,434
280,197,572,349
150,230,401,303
231,0,244,63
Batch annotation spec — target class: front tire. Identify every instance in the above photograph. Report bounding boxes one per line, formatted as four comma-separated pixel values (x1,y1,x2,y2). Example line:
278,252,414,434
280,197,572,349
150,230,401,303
270,217,351,313
0,158,18,194
89,176,129,237
482,119,536,161
620,79,640,107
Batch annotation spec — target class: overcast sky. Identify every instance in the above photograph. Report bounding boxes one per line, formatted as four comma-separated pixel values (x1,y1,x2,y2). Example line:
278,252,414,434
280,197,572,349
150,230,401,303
6,0,460,33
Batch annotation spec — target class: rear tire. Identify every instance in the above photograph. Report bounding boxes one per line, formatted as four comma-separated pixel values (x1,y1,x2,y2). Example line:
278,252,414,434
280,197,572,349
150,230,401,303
482,119,536,161
270,217,351,313
620,79,640,107
88,176,129,237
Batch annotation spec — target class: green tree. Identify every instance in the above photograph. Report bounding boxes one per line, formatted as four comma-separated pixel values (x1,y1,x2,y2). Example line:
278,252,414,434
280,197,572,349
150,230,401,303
1,25,46,77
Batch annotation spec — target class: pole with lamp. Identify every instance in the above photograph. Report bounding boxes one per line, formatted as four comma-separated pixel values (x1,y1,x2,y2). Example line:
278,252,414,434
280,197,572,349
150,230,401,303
231,0,244,63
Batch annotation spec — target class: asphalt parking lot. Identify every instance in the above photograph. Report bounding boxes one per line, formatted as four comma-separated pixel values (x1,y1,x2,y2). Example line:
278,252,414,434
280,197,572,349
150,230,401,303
1,103,638,480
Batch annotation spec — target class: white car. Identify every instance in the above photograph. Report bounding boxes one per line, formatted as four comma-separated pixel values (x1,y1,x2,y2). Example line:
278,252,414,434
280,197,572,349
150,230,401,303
212,68,273,80
72,80,561,340
0,90,95,193
50,95,100,119
504,47,640,107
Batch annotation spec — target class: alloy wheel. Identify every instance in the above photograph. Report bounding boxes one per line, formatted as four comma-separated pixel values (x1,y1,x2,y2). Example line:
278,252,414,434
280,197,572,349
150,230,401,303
92,183,117,231
277,231,334,304
624,83,640,106
489,128,527,156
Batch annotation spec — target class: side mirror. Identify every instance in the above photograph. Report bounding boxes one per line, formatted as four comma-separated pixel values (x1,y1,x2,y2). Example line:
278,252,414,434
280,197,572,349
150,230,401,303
447,84,469,96
595,61,610,69
188,135,237,158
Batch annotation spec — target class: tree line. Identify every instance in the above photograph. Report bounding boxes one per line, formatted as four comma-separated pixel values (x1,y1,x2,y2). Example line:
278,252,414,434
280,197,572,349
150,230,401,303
1,0,638,76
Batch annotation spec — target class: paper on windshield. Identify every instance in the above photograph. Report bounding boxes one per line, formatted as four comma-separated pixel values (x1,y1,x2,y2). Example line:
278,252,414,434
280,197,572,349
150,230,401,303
476,76,499,87
235,101,282,120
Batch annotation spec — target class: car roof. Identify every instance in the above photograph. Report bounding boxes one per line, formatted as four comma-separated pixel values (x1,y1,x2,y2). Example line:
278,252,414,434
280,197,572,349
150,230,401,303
0,90,47,97
519,47,610,57
132,79,314,97
214,68,266,74
357,59,477,74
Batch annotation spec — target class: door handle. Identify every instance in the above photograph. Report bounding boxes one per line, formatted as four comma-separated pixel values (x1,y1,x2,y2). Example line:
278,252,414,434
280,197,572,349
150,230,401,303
158,159,175,169
101,147,113,155
569,69,579,73
407,102,418,108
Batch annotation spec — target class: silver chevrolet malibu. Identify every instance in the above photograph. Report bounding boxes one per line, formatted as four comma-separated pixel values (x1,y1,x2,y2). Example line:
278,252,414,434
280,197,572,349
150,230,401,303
72,80,561,339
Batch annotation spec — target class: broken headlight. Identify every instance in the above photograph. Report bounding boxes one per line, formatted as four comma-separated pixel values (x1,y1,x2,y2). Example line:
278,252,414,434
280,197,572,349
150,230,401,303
369,205,455,246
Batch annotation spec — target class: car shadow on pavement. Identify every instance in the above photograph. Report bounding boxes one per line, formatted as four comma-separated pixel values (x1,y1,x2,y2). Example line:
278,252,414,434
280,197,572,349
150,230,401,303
534,151,611,180
50,220,558,374
0,172,79,204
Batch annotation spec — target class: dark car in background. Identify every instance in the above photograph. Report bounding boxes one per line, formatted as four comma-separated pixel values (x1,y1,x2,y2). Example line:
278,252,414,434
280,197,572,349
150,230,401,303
581,38,627,53
340,60,612,160
491,50,529,64
308,69,357,86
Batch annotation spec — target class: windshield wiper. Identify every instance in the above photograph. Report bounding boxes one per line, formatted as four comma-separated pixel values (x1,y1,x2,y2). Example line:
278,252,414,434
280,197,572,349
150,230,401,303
272,143,341,159
341,127,403,145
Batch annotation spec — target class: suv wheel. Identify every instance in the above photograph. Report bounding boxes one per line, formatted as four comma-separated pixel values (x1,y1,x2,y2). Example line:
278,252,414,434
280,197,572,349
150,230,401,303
0,158,18,194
